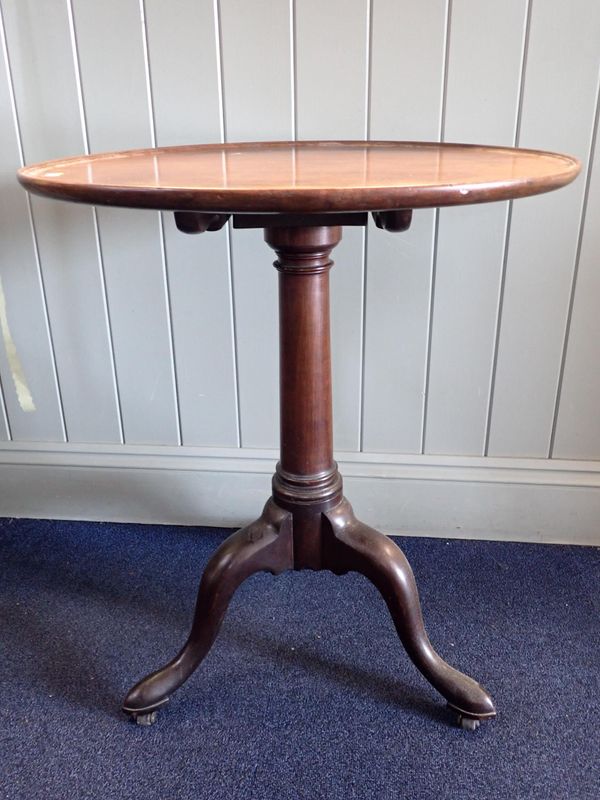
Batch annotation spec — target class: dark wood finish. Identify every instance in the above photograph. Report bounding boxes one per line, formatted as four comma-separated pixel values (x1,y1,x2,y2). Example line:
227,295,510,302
323,499,495,719
18,139,578,729
17,140,580,214
121,225,495,726
373,209,413,232
175,211,411,233
268,226,342,569
123,498,294,716
174,211,229,233
234,212,368,228
269,226,338,482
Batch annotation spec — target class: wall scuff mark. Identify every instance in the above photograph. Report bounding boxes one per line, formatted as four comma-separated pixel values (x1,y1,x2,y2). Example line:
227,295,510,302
0,275,35,412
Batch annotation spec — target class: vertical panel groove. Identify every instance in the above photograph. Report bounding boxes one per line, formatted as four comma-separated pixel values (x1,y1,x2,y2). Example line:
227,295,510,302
214,0,242,447
139,0,157,147
66,0,124,444
0,1,67,441
548,70,600,457
0,370,11,439
420,0,452,454
139,0,182,445
290,0,297,140
363,0,372,141
140,0,182,444
25,204,68,439
358,0,373,451
484,0,532,456
156,213,181,442
0,20,12,442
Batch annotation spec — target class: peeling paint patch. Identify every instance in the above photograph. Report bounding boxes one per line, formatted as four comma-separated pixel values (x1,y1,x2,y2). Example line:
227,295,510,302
0,275,35,412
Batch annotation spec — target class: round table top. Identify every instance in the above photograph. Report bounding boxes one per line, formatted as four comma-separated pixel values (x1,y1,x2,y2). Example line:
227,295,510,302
18,140,580,214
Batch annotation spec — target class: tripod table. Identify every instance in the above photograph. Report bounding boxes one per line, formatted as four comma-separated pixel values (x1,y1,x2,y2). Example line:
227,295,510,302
18,141,580,730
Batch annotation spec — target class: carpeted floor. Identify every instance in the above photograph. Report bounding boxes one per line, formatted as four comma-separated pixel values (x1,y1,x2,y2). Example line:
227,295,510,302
0,516,598,800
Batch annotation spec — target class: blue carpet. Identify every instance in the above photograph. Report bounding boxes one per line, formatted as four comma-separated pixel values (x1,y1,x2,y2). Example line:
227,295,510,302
0,516,598,800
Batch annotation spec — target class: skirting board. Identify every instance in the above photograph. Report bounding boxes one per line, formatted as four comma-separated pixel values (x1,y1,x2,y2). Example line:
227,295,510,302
0,443,599,545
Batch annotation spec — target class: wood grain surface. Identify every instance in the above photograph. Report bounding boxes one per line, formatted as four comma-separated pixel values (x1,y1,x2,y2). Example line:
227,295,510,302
18,140,580,213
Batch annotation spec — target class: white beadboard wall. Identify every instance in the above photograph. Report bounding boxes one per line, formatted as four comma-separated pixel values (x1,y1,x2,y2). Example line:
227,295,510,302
0,0,599,544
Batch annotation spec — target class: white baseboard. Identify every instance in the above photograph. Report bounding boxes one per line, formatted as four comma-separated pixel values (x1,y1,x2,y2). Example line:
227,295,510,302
0,443,598,545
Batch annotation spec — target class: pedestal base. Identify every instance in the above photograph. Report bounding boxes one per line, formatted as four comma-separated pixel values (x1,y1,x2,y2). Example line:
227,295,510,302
123,220,495,731
122,493,496,729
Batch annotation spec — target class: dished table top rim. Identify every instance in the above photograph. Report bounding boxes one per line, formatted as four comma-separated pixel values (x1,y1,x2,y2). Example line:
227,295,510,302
17,140,581,214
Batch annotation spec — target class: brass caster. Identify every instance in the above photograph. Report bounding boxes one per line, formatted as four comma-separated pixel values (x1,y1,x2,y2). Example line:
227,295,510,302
457,714,481,731
131,710,158,726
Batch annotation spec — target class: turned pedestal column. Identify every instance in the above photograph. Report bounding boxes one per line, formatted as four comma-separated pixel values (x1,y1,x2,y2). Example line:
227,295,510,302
269,225,342,568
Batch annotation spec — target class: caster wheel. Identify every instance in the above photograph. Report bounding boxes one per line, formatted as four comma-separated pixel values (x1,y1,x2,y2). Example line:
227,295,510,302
132,710,158,726
458,714,480,731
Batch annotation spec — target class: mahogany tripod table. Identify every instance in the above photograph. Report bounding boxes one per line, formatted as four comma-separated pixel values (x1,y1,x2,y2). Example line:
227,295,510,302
18,141,579,730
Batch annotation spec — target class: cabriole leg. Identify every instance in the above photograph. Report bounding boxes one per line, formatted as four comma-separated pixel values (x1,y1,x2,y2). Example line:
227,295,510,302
324,499,496,728
122,499,293,724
